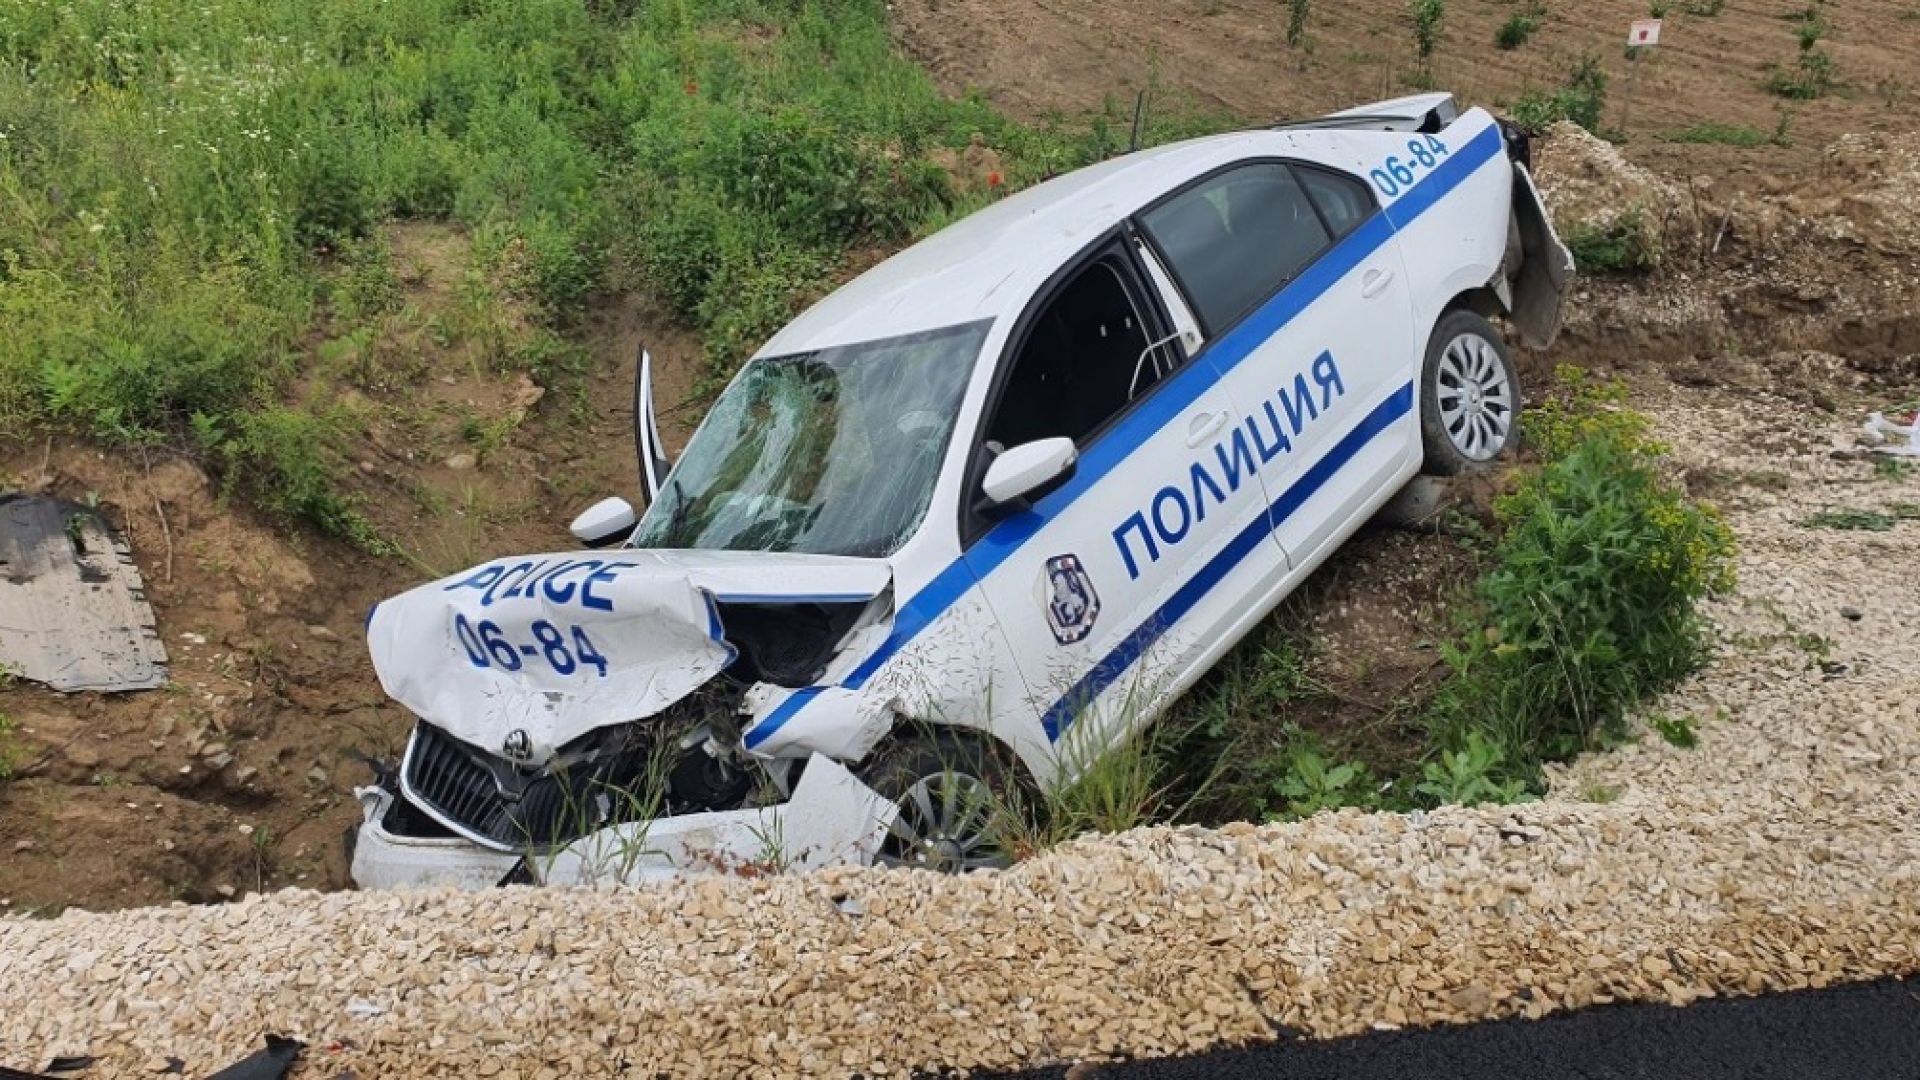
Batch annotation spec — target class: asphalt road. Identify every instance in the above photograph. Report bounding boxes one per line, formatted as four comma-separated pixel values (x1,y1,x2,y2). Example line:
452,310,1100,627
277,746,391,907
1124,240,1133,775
984,977,1920,1080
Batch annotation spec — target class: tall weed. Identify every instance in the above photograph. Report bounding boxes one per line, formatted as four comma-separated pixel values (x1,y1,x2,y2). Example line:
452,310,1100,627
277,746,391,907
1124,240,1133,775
1427,370,1737,773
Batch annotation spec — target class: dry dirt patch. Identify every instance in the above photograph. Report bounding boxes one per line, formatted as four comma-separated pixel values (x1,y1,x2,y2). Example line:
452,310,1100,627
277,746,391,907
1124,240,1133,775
891,0,1920,186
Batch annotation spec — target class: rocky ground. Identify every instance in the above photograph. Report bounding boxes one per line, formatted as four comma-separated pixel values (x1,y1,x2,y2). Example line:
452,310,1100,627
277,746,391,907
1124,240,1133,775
2,382,1914,1077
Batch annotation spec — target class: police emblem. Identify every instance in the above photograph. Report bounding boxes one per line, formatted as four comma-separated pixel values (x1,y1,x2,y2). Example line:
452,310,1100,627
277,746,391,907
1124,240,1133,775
1040,554,1101,645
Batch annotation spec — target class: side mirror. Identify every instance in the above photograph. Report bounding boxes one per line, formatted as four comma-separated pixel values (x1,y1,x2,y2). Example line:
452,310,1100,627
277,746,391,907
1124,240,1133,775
569,496,637,549
981,437,1078,508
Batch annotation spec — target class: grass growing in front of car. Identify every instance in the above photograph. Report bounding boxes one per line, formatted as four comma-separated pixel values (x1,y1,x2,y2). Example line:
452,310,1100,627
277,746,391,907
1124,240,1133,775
1423,368,1737,776
0,0,1227,542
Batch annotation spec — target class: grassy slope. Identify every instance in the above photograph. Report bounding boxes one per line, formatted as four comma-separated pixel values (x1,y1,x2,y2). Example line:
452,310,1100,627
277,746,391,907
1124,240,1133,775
0,0,1222,536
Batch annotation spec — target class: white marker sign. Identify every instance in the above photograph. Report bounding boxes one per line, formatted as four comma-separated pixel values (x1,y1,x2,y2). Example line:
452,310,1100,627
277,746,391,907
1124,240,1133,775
1629,18,1662,46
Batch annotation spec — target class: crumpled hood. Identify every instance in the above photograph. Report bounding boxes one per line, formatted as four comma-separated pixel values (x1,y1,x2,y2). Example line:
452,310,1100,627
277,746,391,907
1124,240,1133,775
367,549,891,763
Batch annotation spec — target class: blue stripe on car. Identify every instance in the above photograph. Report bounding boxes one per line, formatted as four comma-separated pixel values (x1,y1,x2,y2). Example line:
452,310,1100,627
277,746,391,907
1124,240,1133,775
744,122,1502,751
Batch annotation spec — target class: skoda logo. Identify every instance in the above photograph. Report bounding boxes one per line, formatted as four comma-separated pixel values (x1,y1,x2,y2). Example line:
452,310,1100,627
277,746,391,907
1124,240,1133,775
502,729,533,761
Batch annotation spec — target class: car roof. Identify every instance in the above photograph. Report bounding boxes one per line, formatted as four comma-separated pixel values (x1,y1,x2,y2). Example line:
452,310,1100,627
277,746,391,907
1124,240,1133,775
757,130,1291,358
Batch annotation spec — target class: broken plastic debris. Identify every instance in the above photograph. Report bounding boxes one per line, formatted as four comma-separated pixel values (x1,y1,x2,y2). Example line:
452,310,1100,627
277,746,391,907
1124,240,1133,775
203,1036,303,1080
1860,411,1920,457
0,495,168,692
537,754,897,887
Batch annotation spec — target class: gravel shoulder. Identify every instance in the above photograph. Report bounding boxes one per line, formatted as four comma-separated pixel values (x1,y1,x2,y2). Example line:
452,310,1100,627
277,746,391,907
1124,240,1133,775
2,388,1917,1077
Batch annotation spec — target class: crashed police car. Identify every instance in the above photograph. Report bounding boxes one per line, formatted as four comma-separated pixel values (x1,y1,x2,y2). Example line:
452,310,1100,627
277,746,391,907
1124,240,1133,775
351,92,1572,889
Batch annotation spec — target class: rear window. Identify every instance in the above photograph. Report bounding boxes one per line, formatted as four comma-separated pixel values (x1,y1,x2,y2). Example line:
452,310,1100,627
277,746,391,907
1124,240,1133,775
1296,166,1376,239
1139,163,1332,334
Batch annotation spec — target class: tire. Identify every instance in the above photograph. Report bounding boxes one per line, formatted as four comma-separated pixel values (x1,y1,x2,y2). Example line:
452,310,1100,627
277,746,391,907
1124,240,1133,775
861,730,1018,874
1419,310,1521,475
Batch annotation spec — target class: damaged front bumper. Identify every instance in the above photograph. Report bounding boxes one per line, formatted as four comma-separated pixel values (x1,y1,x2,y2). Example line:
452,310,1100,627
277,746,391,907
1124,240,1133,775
351,754,896,890
350,785,525,890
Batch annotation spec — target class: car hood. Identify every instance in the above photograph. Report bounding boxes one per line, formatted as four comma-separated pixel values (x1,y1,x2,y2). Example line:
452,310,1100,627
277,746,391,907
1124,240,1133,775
367,549,892,763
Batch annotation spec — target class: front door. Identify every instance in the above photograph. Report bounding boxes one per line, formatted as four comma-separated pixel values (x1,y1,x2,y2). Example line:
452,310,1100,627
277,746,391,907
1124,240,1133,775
959,237,1275,770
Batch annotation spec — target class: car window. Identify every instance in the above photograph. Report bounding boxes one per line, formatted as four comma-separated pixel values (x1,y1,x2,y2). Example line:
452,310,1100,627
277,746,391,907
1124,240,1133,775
630,321,987,558
984,252,1160,452
1139,163,1332,334
1295,165,1376,239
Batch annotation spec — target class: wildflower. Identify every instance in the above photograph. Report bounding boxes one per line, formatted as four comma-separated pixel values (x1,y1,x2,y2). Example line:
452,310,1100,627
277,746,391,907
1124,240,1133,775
987,170,1003,188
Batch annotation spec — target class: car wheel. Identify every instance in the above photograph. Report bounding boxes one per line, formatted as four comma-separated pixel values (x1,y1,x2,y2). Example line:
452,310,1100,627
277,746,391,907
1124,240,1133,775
862,731,1016,874
1419,310,1520,475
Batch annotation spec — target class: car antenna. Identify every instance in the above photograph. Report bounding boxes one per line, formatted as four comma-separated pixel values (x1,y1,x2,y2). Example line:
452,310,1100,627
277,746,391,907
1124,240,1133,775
1127,87,1148,154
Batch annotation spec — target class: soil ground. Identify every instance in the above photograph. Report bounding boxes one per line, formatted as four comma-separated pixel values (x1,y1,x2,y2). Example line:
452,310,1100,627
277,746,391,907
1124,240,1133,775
4,3,1920,915
891,0,1920,188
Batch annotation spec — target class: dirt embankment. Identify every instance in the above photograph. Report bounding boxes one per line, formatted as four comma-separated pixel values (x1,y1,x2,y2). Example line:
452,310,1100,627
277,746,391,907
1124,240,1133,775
1532,121,1920,393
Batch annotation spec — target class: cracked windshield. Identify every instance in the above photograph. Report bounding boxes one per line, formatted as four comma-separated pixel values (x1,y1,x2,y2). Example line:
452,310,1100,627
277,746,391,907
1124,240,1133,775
631,321,988,557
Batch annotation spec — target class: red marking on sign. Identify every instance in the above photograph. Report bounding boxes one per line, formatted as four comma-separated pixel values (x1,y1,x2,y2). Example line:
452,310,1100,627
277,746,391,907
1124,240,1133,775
1629,18,1663,46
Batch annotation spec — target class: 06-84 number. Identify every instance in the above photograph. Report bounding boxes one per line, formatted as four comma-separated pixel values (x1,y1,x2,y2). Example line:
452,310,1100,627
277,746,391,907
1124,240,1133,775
1369,135,1450,198
453,613,610,678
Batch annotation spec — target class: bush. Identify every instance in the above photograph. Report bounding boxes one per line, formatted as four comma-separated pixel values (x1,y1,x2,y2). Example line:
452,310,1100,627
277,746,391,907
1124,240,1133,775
1426,370,1737,773
1267,742,1380,819
1767,3,1837,99
1563,207,1662,273
1413,733,1532,806
1409,0,1446,66
1496,5,1545,50
1287,0,1312,47
1511,53,1608,133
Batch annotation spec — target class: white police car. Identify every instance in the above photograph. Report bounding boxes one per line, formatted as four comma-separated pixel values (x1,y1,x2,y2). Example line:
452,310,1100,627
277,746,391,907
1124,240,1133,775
351,93,1571,887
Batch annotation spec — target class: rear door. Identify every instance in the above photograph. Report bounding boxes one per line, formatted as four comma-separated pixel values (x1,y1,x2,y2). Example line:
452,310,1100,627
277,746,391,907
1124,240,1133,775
1137,159,1419,571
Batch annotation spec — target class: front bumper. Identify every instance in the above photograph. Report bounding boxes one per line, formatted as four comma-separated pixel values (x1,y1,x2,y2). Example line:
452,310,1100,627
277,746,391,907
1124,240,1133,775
350,754,897,890
350,786,525,890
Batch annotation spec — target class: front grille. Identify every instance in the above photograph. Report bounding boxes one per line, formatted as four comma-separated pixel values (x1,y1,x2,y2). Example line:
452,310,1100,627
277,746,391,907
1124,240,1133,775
401,724,600,851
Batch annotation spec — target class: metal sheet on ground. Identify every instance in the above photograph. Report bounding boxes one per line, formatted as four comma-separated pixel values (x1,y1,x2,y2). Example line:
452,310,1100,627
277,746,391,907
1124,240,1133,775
0,494,167,692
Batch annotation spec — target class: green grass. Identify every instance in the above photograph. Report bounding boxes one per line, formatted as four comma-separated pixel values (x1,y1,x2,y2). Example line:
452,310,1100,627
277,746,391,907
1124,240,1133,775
1495,5,1546,50
1873,457,1916,481
0,0,1226,540
1564,207,1661,273
1659,122,1776,147
1510,52,1607,134
1800,504,1920,531
0,710,16,784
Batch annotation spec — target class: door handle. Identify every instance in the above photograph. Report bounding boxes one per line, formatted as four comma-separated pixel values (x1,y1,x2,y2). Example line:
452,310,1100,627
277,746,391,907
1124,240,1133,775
1186,410,1228,448
1361,267,1395,298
